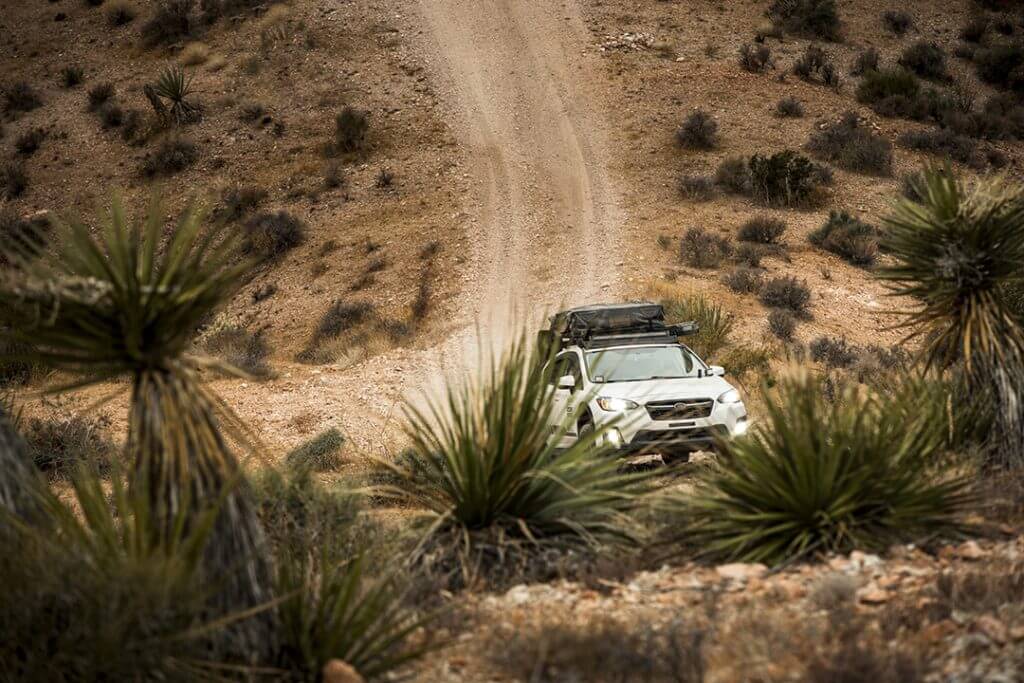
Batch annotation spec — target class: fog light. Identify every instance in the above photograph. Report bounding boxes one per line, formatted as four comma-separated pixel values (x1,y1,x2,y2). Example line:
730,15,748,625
606,428,623,448
733,419,749,437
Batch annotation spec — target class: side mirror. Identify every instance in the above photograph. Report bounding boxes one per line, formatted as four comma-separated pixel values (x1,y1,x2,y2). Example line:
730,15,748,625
709,365,726,377
557,374,576,391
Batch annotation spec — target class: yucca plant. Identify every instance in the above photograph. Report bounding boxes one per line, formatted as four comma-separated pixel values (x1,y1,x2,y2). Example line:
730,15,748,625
377,334,651,588
149,65,199,124
0,466,268,681
0,401,44,522
275,553,435,681
878,167,1024,467
684,370,972,565
658,292,734,360
0,195,275,661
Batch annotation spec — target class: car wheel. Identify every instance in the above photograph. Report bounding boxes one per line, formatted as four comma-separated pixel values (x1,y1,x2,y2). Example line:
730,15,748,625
578,420,594,443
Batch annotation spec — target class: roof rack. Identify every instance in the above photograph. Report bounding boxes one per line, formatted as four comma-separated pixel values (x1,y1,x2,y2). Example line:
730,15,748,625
538,303,699,356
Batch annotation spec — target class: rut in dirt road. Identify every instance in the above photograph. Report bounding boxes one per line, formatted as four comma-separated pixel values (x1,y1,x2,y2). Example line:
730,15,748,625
417,0,626,337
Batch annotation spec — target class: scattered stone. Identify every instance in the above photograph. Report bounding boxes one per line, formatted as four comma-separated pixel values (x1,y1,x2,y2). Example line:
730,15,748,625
716,562,767,582
600,32,656,51
322,659,364,683
974,616,1008,646
955,541,985,560
857,586,890,604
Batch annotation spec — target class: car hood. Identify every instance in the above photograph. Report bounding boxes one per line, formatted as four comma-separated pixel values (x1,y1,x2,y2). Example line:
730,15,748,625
592,375,736,403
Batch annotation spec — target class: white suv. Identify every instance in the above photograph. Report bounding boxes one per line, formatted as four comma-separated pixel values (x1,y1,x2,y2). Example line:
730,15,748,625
541,304,748,459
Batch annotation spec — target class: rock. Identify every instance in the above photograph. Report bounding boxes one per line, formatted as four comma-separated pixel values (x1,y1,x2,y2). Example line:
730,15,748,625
955,540,985,560
849,550,883,571
716,562,767,582
322,660,364,683
973,616,1008,645
857,586,890,604
505,584,531,606
921,619,958,645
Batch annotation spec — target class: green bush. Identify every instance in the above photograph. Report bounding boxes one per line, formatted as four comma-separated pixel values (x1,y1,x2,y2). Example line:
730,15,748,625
141,0,194,47
896,129,992,170
724,267,763,294
375,334,650,589
776,96,804,117
856,68,921,105
748,150,829,206
242,210,306,261
676,109,719,149
738,215,786,244
973,41,1024,93
760,276,812,316
285,427,345,472
680,226,732,269
659,293,734,359
715,155,751,194
882,10,913,35
793,45,840,87
899,41,950,81
769,0,841,41
334,106,369,154
809,210,879,266
850,48,880,76
684,371,972,564
806,111,892,176
140,137,197,176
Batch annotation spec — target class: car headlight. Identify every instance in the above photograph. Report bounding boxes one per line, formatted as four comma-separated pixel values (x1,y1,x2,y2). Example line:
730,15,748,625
717,389,742,404
596,396,639,412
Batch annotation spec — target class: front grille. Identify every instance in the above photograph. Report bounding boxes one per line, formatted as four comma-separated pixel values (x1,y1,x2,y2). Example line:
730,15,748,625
630,426,727,450
645,398,714,421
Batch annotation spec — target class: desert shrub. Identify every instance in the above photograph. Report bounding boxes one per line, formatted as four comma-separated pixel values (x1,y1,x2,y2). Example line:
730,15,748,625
961,15,990,43
488,616,706,683
739,43,773,72
850,48,880,76
883,10,913,35
715,156,751,194
768,0,842,41
809,210,879,266
239,101,267,122
679,174,716,201
285,428,345,472
140,137,196,176
2,161,27,199
735,243,767,268
724,267,764,294
23,413,117,478
3,82,41,115
760,276,812,316
376,334,651,590
314,301,375,340
659,292,734,359
684,370,972,564
14,128,45,156
856,67,921,105
0,209,49,269
676,109,719,149
899,41,950,81
776,96,804,117
680,226,732,269
810,336,859,368
202,326,272,378
806,111,892,176
141,0,194,47
120,109,146,144
242,210,306,261
896,128,990,169
748,150,829,206
106,0,135,25
768,309,796,341
973,41,1024,93
216,185,266,222
793,45,840,87
99,103,125,129
375,168,394,189
902,168,954,202
0,338,42,386
738,215,786,244
87,82,115,111
334,106,369,154
61,65,84,88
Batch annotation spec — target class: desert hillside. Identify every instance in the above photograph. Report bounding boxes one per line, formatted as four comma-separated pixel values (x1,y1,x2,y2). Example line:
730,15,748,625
2,0,1024,681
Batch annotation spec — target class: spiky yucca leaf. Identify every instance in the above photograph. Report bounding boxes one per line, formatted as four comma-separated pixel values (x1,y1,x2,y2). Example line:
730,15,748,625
685,370,972,565
151,65,199,124
0,195,275,660
878,166,1024,372
378,333,651,586
276,553,436,681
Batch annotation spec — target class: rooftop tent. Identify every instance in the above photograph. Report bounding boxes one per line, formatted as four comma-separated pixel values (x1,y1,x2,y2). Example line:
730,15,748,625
538,303,698,355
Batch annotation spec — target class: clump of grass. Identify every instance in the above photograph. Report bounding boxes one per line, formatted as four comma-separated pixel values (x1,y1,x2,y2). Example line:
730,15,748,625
739,43,773,73
14,128,46,157
899,41,950,81
738,215,786,245
202,325,272,378
768,309,796,341
140,137,197,177
242,210,306,261
376,334,651,589
333,106,369,154
683,370,972,564
793,45,841,87
809,210,879,266
724,267,764,294
680,226,732,269
768,0,842,41
679,174,716,201
883,10,913,36
760,276,812,317
3,82,42,115
87,82,115,111
2,161,28,199
657,290,734,359
106,0,136,26
806,111,892,176
810,335,860,368
775,96,804,117
99,103,125,129
961,16,990,44
748,150,830,207
285,428,345,472
676,109,719,150
61,65,85,88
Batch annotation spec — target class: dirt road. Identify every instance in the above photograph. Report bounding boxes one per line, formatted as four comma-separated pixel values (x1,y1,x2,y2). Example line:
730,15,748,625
216,0,626,455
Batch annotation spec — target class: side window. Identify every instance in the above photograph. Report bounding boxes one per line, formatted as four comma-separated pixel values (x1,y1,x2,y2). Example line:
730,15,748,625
550,354,569,386
564,354,582,390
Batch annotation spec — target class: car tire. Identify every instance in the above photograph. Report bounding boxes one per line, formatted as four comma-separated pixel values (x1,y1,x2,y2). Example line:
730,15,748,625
578,420,594,443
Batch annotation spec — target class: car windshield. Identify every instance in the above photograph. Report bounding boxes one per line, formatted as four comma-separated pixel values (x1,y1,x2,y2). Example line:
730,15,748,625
585,346,704,382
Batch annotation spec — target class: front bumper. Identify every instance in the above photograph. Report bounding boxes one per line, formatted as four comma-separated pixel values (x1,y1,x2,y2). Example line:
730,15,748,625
598,401,748,455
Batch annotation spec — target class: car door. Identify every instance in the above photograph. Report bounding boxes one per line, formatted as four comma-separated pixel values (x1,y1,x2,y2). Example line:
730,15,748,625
548,352,580,447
